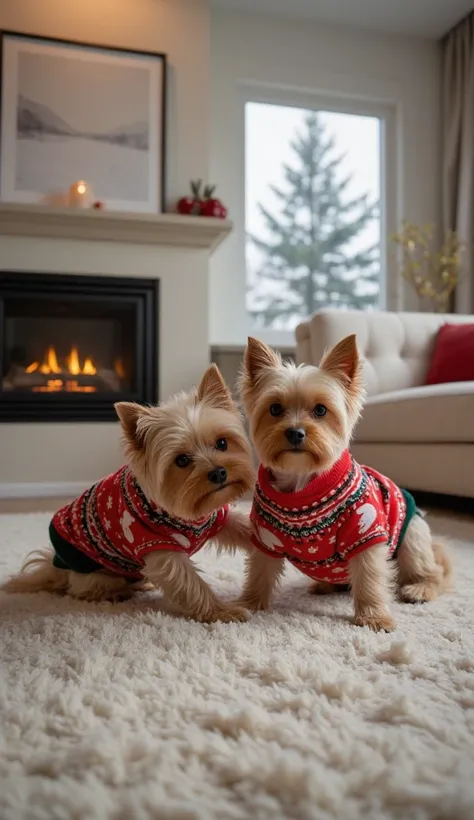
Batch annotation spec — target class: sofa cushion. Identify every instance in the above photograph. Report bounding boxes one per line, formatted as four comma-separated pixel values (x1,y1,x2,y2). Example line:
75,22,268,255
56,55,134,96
355,381,474,443
426,323,474,385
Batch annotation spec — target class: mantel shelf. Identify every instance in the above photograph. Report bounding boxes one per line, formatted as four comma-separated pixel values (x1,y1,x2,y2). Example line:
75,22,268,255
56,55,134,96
0,203,233,252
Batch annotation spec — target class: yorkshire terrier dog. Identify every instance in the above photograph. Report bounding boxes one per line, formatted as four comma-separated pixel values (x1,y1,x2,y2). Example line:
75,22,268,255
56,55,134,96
2,365,255,623
237,335,452,632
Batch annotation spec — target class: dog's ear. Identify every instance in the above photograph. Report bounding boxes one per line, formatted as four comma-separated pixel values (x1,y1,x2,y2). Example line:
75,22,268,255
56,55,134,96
115,402,155,451
319,335,361,384
243,337,281,384
197,364,234,411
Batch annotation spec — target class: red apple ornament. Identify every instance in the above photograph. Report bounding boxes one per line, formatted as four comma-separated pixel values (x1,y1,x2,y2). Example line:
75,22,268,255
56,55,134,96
177,179,203,215
201,184,227,219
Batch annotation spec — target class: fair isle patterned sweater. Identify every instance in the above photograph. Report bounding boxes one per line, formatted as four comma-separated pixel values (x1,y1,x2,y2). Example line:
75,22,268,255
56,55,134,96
51,466,229,579
250,450,415,585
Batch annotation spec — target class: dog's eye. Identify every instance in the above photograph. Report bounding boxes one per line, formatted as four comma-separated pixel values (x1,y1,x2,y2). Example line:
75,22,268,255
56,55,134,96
269,403,284,417
313,404,327,418
175,454,191,468
215,437,228,451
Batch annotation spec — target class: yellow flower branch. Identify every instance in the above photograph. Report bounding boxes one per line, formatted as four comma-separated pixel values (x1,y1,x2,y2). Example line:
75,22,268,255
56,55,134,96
390,222,464,312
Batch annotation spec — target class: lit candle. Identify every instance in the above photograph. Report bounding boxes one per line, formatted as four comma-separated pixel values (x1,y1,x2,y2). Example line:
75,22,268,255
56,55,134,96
68,180,94,208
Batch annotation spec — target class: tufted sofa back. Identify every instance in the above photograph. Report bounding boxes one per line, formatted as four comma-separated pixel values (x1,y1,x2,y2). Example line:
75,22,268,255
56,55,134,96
295,310,474,396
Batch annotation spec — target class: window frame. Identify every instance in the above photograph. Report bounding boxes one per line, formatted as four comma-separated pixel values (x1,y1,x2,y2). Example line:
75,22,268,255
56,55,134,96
240,84,397,348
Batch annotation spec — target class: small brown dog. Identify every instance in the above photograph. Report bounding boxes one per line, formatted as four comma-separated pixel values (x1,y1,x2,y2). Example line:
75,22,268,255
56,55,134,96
2,364,254,623
237,335,452,632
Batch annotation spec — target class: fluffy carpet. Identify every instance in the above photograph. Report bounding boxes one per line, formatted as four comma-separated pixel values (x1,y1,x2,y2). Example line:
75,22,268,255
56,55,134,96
1,511,474,820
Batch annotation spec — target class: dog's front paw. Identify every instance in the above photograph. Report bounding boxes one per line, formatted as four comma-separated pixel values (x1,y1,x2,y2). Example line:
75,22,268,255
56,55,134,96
354,612,396,632
217,604,249,623
194,604,249,624
400,581,440,603
234,595,269,613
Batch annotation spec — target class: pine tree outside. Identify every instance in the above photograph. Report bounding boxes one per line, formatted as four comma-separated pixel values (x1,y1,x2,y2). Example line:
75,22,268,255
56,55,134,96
246,103,382,331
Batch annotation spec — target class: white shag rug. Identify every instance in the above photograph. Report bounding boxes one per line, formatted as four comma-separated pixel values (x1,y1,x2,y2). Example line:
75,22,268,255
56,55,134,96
1,511,474,820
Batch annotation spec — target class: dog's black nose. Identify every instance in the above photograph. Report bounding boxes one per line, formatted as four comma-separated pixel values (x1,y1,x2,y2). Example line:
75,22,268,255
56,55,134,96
208,466,227,485
285,427,306,447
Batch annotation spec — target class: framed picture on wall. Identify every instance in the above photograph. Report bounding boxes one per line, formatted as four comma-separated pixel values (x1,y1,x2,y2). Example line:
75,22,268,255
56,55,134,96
0,31,167,212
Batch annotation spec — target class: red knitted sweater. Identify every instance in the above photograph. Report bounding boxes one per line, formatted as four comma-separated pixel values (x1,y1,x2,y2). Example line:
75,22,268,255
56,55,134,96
250,450,410,584
52,466,229,579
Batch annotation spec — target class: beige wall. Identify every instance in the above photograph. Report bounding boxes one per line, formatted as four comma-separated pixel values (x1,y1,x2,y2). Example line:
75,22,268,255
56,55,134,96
211,346,296,399
210,9,442,344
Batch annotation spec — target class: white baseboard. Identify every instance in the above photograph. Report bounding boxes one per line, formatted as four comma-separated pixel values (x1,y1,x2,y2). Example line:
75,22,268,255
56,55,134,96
0,481,92,500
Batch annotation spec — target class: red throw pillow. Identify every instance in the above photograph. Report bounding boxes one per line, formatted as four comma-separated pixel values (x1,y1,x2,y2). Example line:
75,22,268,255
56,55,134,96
426,323,474,385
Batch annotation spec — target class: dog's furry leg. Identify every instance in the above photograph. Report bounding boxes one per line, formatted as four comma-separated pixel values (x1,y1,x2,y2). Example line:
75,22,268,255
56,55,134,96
397,515,452,603
1,548,142,602
213,507,253,554
143,550,248,623
349,545,396,632
66,571,134,602
1,549,69,595
236,548,285,612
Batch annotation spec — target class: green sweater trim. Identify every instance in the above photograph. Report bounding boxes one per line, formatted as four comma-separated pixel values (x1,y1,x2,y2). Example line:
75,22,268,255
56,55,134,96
395,489,420,553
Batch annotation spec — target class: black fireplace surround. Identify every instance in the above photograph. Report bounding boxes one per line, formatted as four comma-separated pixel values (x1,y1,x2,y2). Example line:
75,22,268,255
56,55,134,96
0,272,159,422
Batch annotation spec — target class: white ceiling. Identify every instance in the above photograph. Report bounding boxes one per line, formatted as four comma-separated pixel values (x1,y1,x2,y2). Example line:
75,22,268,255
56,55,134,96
211,0,472,39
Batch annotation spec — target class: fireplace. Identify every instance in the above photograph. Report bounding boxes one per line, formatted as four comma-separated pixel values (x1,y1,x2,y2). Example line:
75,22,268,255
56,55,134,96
0,272,158,422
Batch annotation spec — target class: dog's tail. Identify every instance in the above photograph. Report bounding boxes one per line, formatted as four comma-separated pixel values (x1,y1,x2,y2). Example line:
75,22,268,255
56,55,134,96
432,539,453,592
1,549,69,594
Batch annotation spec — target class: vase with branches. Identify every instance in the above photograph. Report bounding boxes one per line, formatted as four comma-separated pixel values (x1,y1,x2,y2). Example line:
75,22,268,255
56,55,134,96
391,222,464,312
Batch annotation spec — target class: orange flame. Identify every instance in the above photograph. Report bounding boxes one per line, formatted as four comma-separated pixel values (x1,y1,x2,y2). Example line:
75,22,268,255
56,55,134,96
67,346,81,375
38,345,61,375
82,357,96,375
26,345,99,391
114,359,125,379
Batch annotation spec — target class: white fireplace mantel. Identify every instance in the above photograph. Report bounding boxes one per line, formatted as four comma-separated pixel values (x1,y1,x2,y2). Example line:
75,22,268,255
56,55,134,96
0,203,233,252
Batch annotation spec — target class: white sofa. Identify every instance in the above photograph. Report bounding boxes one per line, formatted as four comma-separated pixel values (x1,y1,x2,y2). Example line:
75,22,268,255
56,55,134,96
295,310,474,498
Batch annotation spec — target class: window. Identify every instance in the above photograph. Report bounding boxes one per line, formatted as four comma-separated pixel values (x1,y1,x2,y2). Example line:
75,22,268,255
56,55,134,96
245,102,382,332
